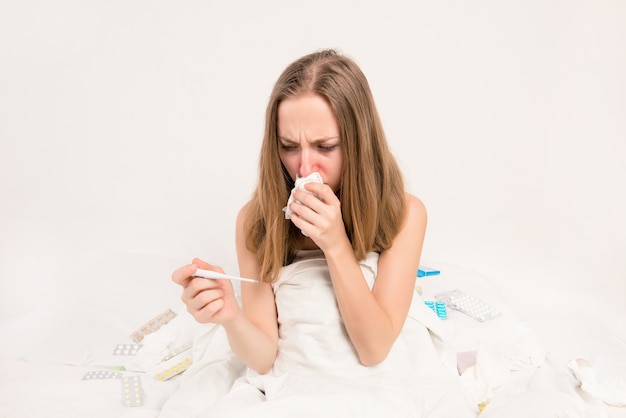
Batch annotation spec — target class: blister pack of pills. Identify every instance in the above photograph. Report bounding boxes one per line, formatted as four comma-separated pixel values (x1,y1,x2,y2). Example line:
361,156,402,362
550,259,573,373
131,309,177,343
82,370,123,380
161,343,192,362
121,375,145,407
155,358,192,381
424,300,448,319
435,289,501,322
113,343,143,356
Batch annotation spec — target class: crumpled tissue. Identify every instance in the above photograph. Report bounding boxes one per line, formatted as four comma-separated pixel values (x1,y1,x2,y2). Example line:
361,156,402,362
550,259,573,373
283,172,323,220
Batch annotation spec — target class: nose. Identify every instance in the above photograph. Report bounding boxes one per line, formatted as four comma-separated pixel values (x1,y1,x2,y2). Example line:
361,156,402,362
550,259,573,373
298,148,316,177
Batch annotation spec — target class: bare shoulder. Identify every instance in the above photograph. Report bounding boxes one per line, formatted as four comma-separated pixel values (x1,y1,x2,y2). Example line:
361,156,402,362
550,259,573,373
236,200,253,226
377,192,427,274
403,192,427,228
235,200,255,260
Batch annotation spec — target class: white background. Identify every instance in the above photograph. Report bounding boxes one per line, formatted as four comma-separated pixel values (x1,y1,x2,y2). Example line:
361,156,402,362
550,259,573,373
1,0,624,340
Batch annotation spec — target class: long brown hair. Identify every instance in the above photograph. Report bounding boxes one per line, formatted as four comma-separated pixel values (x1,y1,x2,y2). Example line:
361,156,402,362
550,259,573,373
245,49,406,283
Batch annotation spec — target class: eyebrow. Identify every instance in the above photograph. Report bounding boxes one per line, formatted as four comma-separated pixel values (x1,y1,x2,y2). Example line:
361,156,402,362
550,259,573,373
278,136,340,145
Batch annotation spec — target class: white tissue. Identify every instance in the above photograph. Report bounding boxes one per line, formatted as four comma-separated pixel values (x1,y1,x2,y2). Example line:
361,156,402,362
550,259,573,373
283,172,323,220
568,358,626,407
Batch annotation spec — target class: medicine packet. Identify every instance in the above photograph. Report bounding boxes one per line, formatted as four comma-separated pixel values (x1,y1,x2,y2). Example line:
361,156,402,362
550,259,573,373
435,289,501,322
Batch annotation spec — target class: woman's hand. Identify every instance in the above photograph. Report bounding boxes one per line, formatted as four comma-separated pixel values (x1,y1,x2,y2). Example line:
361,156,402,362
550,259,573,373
288,182,350,253
171,258,240,324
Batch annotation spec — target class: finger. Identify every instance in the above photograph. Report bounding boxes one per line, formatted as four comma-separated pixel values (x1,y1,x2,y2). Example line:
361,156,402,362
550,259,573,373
288,206,318,237
303,182,335,201
296,185,341,221
292,190,324,215
172,263,198,286
189,287,225,313
196,298,225,321
183,276,221,299
290,200,319,226
191,258,225,274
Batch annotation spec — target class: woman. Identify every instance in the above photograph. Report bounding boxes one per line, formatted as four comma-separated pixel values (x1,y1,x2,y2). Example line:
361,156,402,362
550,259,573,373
172,49,432,416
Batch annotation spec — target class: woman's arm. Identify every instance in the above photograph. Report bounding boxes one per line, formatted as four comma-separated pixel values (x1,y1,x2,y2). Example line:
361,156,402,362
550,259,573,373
289,187,426,365
223,203,279,374
172,203,279,374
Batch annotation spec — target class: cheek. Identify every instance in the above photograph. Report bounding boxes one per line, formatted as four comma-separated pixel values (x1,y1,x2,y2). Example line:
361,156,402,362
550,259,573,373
325,155,344,190
279,154,297,178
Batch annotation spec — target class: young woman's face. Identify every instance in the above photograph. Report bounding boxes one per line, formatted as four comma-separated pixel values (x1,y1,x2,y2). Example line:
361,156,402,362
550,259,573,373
277,94,344,192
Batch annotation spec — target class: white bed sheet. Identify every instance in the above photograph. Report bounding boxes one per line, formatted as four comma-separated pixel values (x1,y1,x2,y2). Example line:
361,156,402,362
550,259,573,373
0,252,624,417
417,263,626,417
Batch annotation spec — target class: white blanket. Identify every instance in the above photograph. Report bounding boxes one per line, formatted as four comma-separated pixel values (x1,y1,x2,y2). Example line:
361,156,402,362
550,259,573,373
1,252,624,417
159,251,476,417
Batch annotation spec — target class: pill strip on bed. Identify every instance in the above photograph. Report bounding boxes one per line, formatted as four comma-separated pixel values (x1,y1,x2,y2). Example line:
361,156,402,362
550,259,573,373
161,343,192,362
82,370,123,380
113,343,143,356
424,301,448,319
155,358,193,381
121,375,145,407
435,289,501,322
131,308,177,343
193,268,259,283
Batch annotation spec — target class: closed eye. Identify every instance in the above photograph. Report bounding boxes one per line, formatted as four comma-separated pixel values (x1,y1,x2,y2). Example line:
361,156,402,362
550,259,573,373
280,143,298,151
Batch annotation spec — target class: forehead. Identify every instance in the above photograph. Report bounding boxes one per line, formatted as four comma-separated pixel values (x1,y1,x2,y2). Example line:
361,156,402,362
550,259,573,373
277,94,339,138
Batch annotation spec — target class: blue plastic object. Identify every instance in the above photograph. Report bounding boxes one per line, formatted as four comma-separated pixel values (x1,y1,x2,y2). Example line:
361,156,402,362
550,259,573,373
417,266,441,277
